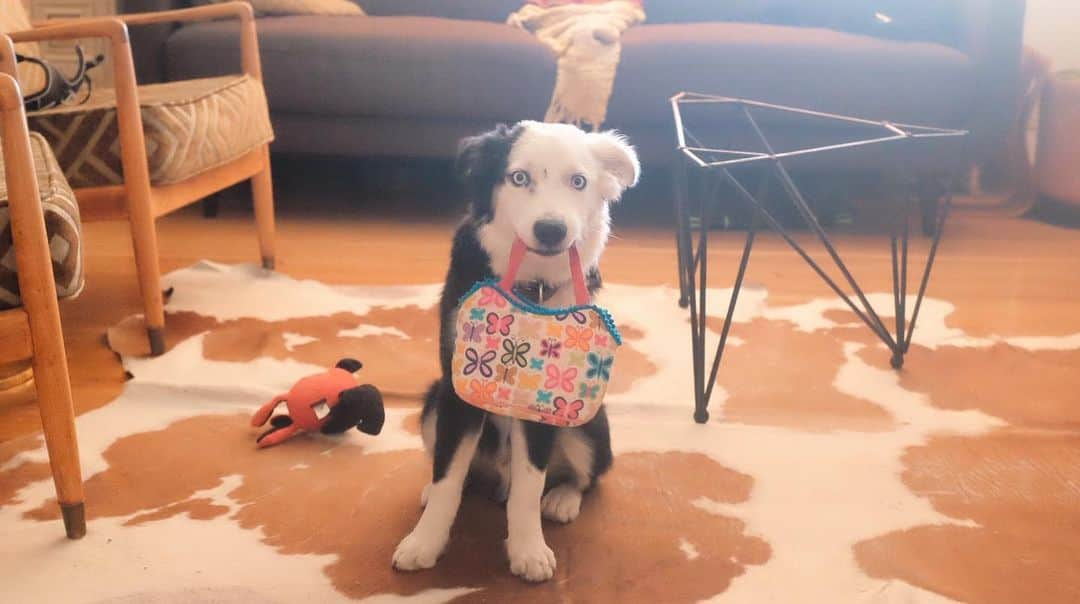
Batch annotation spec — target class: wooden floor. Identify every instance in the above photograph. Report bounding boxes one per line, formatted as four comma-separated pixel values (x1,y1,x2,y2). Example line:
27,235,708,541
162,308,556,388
4,169,1080,603
2,179,1080,441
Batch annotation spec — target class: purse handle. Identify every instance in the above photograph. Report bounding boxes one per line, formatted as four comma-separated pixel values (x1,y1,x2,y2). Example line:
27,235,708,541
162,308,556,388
498,238,590,305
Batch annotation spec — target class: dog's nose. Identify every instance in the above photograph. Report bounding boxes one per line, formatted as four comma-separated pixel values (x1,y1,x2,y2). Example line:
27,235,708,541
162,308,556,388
533,220,567,248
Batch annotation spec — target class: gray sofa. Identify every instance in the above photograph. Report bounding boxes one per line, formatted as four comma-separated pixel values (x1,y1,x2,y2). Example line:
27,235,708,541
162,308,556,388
121,0,1025,172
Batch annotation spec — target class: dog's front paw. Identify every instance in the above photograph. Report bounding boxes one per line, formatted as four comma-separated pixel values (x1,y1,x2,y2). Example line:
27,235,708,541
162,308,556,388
506,537,556,582
392,529,447,571
541,485,582,523
419,483,431,508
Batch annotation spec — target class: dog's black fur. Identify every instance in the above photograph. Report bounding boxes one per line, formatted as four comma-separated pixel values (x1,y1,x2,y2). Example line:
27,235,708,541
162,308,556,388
420,124,613,492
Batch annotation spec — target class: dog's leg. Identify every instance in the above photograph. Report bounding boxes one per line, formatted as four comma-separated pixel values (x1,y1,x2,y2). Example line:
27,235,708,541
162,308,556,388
393,394,484,571
506,419,557,582
541,429,594,523
542,420,608,523
485,414,512,504
419,483,431,508
541,485,583,523
418,402,437,508
492,462,511,504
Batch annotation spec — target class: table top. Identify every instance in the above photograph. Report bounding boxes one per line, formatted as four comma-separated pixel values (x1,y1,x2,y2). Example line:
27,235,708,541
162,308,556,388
671,92,967,170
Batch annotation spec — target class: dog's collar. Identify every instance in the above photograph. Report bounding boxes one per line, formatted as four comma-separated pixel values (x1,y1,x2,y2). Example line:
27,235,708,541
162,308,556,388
512,280,562,304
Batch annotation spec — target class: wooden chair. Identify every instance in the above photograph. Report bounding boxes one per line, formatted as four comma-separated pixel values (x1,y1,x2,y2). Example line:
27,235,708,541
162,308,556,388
0,39,85,539
6,2,276,356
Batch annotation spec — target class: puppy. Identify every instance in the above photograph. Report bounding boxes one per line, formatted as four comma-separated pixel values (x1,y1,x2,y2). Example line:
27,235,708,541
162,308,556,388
392,121,640,581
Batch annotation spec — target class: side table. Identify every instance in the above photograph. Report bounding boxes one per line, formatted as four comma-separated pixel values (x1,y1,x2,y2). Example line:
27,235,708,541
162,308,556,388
671,93,967,423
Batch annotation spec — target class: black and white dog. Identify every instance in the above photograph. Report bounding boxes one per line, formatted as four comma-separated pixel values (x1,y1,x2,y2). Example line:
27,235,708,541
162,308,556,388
392,121,640,581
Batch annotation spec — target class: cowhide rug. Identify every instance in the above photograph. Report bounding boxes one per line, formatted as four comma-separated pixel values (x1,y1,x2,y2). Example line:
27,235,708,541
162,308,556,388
2,261,1078,603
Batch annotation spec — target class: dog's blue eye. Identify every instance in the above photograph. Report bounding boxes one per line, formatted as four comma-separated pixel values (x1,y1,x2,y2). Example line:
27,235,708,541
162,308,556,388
570,174,587,190
508,170,530,187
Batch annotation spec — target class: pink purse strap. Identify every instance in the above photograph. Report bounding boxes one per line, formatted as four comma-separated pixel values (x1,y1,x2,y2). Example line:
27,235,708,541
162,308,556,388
498,238,590,305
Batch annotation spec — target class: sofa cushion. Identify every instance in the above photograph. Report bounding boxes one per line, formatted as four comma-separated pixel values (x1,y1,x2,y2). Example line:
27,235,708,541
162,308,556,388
0,133,84,311
29,75,274,188
165,16,556,123
607,22,974,129
355,0,520,21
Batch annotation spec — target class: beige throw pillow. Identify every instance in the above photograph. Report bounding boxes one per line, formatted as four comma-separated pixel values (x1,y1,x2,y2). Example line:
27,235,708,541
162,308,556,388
196,0,365,16
0,3,46,93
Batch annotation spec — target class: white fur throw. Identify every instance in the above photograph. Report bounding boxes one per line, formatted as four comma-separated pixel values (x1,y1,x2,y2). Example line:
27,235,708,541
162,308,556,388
508,1,644,131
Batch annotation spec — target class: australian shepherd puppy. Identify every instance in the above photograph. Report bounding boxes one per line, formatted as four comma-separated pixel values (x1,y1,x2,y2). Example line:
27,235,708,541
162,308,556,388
392,121,640,581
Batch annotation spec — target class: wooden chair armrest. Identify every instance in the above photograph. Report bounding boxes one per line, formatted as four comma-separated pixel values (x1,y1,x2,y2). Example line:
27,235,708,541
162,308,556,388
0,70,41,219
0,71,57,309
8,16,130,46
4,23,155,201
0,64,26,120
5,17,134,83
33,2,262,80
34,1,252,28
110,2,254,27
0,36,16,84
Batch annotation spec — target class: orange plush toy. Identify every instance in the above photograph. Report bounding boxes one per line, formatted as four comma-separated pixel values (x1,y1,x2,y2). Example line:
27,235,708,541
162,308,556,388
251,358,385,448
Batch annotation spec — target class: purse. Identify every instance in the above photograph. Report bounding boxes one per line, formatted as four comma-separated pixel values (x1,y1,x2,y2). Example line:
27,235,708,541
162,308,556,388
452,238,621,427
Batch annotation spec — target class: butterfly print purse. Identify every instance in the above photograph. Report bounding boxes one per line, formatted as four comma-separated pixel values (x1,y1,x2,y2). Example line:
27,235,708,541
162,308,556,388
452,238,621,427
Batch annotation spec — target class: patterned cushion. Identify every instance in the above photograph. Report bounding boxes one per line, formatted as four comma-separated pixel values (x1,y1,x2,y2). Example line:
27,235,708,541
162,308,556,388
0,133,84,311
28,75,274,188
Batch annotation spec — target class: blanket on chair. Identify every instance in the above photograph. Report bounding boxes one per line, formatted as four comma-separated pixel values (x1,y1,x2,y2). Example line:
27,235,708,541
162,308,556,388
508,0,645,131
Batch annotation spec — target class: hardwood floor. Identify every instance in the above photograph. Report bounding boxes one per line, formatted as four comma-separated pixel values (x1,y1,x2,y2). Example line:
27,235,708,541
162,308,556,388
2,177,1079,442
4,168,1080,603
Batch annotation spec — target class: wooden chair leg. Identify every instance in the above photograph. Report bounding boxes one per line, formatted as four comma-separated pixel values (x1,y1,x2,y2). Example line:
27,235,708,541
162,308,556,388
1,68,85,539
31,330,86,539
252,146,276,270
125,180,167,355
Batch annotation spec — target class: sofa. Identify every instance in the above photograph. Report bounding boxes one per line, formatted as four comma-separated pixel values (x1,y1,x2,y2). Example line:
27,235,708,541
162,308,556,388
120,0,1025,173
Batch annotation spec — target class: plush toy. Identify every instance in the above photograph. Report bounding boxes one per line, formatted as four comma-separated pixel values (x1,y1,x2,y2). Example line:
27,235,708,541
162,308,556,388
251,358,385,448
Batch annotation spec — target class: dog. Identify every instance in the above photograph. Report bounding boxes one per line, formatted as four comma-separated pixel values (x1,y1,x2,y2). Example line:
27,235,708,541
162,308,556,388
392,121,640,581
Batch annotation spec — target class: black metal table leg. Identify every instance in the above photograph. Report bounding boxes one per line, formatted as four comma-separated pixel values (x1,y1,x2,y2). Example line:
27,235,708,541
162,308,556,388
678,174,953,421
681,170,765,424
669,94,965,423
673,153,692,309
686,168,710,423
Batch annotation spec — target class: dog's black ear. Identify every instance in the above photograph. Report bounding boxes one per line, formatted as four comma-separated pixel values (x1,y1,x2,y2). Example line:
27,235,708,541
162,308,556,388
455,123,514,181
320,385,385,436
335,358,362,373
456,123,521,221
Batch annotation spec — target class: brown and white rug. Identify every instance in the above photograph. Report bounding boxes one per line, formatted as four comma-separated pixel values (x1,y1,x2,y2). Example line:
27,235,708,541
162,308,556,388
2,261,1078,603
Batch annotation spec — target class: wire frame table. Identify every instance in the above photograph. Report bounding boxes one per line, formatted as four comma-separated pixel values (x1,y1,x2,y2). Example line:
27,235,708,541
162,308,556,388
670,92,967,424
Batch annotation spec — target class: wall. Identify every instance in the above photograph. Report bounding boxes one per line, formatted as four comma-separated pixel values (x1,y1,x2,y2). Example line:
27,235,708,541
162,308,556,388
1025,0,1080,72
